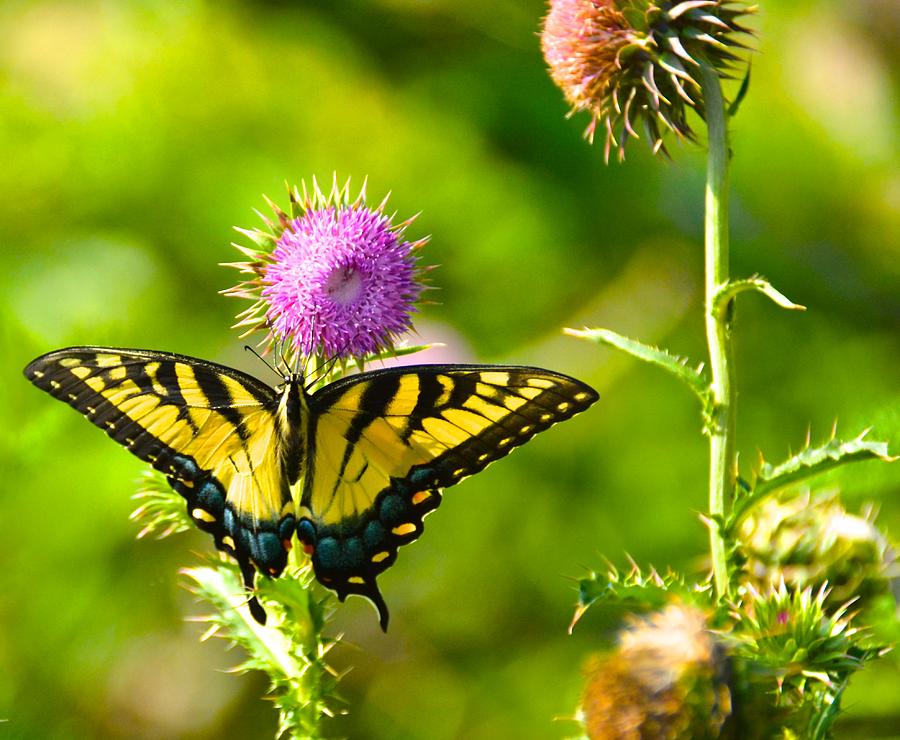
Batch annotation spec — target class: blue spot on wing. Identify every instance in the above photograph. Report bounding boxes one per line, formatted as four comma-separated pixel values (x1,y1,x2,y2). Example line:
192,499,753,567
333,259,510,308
379,494,409,527
298,465,445,632
363,520,387,550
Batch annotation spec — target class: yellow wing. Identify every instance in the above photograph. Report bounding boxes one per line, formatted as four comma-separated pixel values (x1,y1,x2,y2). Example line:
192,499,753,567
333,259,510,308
24,347,295,623
297,364,598,629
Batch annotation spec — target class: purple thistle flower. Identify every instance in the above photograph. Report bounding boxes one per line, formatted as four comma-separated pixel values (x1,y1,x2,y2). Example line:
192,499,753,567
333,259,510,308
223,177,428,366
263,206,422,359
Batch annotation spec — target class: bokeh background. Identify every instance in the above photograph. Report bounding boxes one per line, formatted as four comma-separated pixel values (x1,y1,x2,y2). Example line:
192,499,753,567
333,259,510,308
2,0,898,737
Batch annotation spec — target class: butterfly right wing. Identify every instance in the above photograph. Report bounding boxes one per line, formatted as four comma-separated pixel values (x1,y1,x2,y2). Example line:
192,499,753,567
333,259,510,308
24,347,296,620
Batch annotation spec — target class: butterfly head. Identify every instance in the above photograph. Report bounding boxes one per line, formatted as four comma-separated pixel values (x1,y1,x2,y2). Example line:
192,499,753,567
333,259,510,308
275,370,302,387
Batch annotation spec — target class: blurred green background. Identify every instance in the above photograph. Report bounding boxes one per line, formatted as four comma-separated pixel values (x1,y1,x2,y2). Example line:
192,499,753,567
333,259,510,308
2,0,898,737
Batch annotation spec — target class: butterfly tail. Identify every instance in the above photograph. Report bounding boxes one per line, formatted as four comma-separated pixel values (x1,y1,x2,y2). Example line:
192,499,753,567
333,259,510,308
370,585,390,633
239,559,268,625
336,580,390,632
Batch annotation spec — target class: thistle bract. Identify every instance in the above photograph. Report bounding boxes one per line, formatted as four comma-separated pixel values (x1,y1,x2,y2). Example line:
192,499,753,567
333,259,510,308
729,580,881,735
541,0,753,160
224,177,428,368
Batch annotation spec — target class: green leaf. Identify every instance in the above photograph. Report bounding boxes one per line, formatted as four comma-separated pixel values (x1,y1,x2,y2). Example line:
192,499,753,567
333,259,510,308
730,431,896,528
130,469,191,539
713,276,805,317
565,327,709,404
362,342,443,365
569,560,696,632
184,564,303,669
754,432,894,496
182,564,341,737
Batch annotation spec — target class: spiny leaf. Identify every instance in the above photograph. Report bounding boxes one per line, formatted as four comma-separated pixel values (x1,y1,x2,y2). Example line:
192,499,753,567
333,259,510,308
570,559,699,632
565,327,709,404
130,469,191,539
753,431,894,498
729,431,895,529
669,2,721,22
232,226,277,249
183,564,342,738
355,342,445,370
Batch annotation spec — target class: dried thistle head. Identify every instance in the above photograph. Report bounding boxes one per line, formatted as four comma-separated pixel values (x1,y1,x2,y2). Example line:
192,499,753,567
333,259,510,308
541,0,754,160
579,604,731,739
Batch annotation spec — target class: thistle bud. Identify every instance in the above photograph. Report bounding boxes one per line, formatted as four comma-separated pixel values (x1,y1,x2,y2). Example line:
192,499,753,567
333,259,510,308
730,580,879,735
739,490,895,610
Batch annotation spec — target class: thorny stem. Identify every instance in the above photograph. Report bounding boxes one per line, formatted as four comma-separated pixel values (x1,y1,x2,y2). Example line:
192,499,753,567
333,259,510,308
700,61,735,600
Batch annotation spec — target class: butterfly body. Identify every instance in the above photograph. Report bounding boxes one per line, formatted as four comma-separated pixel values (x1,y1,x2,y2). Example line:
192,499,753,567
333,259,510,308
25,347,597,629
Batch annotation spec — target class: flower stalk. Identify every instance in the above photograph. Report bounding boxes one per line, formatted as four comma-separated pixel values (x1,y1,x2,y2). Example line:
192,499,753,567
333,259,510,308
548,4,899,736
700,58,735,600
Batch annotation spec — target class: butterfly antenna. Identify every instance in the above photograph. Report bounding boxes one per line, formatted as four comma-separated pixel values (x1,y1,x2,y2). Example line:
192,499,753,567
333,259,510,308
297,342,311,382
305,356,328,390
269,335,298,379
317,352,343,382
243,345,281,381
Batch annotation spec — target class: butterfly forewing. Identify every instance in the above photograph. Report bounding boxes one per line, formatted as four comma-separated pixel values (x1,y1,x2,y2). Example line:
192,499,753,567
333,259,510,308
24,347,296,622
298,364,598,629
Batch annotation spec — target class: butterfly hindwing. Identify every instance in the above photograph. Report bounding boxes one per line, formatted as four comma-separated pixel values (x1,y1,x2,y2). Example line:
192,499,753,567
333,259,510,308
24,347,296,622
298,365,598,629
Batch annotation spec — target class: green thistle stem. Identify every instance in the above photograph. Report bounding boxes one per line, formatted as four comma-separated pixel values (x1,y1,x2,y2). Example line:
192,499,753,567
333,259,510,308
700,61,735,600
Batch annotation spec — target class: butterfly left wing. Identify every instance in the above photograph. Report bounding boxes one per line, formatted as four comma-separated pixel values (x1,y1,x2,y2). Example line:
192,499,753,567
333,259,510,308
298,364,598,629
24,347,295,623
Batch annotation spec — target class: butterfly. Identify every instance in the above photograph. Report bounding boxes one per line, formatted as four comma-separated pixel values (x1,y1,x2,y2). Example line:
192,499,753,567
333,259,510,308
24,347,597,629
